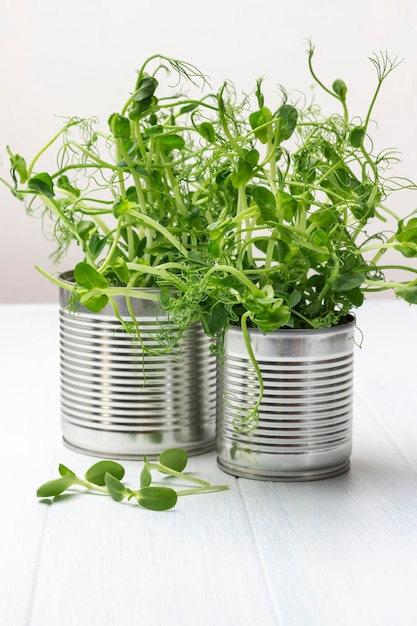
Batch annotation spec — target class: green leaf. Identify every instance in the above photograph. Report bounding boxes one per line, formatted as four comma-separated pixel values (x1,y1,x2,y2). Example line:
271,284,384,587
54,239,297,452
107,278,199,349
251,300,291,332
276,104,298,142
136,486,178,511
143,124,163,137
113,196,133,217
249,107,272,144
158,134,185,153
243,149,259,167
198,122,216,143
111,258,130,284
36,475,75,498
150,169,164,191
120,227,142,258
396,284,417,304
159,448,188,472
7,147,28,184
140,464,152,489
397,218,417,244
108,113,131,141
180,102,199,115
79,292,109,313
188,251,207,265
349,126,365,148
332,272,365,292
309,207,339,227
287,290,302,308
129,97,157,120
332,78,347,101
105,473,129,502
159,287,171,309
231,160,253,188
28,173,54,197
58,464,76,477
201,301,229,336
74,262,108,289
344,287,364,307
57,175,80,197
277,190,298,221
251,186,276,223
85,460,125,486
133,76,158,102
88,234,108,260
76,220,97,242
255,238,290,263
394,243,417,258
129,76,158,119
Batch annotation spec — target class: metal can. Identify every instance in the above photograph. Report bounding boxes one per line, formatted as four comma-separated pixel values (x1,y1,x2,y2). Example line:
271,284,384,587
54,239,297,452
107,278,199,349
59,276,216,459
216,318,355,480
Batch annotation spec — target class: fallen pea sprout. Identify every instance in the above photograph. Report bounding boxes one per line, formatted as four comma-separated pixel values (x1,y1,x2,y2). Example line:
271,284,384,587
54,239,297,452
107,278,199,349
36,448,229,511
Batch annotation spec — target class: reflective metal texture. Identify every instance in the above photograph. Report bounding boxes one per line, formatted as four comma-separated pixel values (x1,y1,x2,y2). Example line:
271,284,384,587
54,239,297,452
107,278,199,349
216,318,355,480
59,280,216,459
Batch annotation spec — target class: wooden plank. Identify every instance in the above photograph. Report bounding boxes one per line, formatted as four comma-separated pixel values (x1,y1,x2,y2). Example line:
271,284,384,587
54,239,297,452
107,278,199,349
354,299,416,380
0,305,60,625
355,298,417,473
3,299,417,625
237,398,417,625
235,306,417,626
30,449,278,626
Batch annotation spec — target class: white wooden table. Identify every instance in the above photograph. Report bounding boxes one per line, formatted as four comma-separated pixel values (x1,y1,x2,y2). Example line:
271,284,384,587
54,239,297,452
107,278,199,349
1,299,416,626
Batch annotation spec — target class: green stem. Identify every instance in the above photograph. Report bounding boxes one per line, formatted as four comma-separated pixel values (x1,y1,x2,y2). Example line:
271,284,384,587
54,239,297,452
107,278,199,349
217,85,246,157
372,264,417,274
35,197,95,264
98,216,124,274
177,485,229,496
125,263,186,289
205,265,265,298
364,278,408,289
74,479,108,494
27,120,80,176
128,209,189,258
232,311,263,432
146,462,211,487
0,175,15,192
34,266,161,301
307,43,349,122
116,141,148,213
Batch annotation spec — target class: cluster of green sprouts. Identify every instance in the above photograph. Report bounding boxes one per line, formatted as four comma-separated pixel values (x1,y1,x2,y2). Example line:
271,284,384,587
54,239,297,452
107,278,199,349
3,45,417,431
159,44,417,429
36,448,228,511
3,54,219,315
163,45,417,339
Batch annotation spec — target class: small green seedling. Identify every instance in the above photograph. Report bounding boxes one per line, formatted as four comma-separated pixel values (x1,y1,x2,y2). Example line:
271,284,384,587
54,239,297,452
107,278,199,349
36,448,229,512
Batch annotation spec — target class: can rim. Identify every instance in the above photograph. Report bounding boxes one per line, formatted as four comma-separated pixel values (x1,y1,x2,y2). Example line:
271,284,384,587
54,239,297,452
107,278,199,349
228,313,355,337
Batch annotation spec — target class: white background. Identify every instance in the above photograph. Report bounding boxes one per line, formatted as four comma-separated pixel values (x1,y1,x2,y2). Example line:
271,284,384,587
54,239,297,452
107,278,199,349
1,0,417,303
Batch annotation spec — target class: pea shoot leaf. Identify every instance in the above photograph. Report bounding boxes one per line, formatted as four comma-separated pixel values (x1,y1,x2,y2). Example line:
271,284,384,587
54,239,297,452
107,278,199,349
85,460,125,486
28,173,54,198
159,448,188,472
74,262,108,290
105,473,129,502
136,486,178,511
140,463,152,489
36,475,76,498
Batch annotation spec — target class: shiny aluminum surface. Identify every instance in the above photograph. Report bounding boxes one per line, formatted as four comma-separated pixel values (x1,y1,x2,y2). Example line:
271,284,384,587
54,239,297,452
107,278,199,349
59,285,216,458
216,319,355,480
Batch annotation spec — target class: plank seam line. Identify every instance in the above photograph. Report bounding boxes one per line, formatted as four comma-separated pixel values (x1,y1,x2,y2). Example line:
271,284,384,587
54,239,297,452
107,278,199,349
237,478,283,626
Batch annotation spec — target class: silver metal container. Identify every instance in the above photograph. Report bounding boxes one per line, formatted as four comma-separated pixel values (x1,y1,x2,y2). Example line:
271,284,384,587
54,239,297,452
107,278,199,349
59,278,216,459
216,318,355,480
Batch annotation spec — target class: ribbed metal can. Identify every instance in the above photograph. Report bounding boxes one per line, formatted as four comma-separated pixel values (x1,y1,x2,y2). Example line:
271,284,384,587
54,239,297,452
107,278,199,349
59,279,216,459
216,318,355,480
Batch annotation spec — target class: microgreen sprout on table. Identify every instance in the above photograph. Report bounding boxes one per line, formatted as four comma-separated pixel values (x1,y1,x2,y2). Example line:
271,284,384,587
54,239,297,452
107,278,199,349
36,448,229,512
